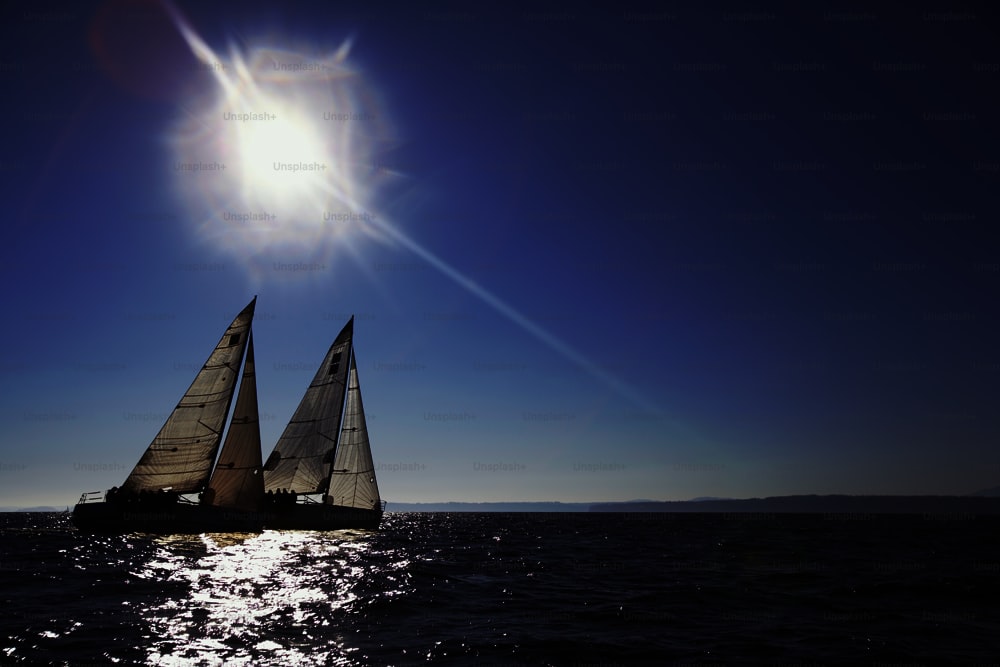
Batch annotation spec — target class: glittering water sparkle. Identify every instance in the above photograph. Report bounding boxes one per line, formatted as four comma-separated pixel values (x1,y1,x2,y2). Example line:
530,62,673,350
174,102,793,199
4,513,1000,664
139,531,384,665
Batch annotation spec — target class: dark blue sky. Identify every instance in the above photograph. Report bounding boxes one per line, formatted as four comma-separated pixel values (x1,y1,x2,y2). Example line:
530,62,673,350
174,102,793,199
1,0,998,507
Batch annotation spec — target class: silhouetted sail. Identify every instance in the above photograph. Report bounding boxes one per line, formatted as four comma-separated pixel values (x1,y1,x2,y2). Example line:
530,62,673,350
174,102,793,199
326,349,381,510
263,317,353,494
121,298,255,494
204,331,263,511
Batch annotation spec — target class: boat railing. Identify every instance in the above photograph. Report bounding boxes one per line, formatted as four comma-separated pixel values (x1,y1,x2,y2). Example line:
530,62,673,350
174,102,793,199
78,491,105,504
380,500,388,511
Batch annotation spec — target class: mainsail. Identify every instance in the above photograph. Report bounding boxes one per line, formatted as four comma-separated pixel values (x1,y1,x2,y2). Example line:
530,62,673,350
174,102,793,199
121,298,255,494
326,349,381,509
263,317,353,494
204,331,263,511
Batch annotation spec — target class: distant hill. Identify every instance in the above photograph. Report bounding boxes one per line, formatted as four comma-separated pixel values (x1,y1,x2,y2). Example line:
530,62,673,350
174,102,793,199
589,495,1000,514
972,486,1000,497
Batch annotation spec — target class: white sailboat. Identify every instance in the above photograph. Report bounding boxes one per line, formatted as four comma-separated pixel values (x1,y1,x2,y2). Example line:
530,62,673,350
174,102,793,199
72,298,265,533
262,316,384,529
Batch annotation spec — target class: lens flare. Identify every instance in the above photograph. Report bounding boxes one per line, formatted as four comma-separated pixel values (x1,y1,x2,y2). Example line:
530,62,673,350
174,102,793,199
167,7,395,279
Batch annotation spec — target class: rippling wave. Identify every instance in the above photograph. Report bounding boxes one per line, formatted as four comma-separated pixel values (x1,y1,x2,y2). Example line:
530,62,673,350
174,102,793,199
2,512,999,664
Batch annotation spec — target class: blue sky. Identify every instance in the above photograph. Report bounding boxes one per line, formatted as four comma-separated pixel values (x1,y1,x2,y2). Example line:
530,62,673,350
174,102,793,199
1,0,998,507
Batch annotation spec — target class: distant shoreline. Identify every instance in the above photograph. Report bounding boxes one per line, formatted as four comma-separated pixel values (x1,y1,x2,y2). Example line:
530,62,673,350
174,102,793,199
387,495,1000,513
595,495,1000,514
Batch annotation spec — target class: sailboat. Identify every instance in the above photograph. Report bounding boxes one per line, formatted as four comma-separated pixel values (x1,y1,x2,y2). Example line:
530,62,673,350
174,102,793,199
262,316,385,530
72,298,265,533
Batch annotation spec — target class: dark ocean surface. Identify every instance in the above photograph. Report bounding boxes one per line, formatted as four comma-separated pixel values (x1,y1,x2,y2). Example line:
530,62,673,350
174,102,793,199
2,511,999,665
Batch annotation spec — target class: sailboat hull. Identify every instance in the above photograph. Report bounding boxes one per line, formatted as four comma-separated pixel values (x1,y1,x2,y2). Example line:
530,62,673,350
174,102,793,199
264,503,383,530
72,501,264,534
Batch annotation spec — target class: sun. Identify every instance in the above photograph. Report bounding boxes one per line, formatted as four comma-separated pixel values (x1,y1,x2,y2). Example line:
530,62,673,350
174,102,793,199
166,9,396,276
230,96,329,206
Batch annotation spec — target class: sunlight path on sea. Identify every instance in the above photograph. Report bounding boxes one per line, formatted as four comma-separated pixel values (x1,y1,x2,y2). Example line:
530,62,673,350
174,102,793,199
135,531,376,666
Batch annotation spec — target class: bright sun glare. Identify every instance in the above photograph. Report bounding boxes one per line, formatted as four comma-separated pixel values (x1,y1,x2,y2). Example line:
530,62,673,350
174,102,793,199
167,8,395,276
237,105,325,201
164,4,660,413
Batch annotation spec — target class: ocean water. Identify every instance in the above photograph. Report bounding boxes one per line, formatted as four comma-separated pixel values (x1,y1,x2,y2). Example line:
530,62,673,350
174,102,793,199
2,512,999,666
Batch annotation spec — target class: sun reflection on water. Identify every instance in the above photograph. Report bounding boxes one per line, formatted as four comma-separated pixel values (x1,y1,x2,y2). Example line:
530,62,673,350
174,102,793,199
136,531,376,666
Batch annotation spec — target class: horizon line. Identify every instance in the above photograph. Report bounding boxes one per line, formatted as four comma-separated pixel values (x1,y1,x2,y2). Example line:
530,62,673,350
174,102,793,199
4,491,996,511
